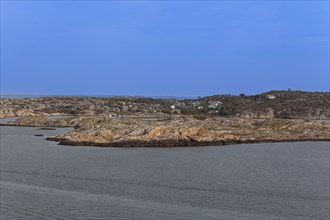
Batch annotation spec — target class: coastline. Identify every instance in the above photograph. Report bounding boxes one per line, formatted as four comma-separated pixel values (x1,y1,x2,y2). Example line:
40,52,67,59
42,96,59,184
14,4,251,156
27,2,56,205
1,115,329,148
46,136,330,148
1,122,329,147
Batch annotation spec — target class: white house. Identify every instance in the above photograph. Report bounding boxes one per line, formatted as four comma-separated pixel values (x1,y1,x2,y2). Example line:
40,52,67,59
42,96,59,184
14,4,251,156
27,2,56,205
175,102,186,107
208,101,223,108
266,95,276,99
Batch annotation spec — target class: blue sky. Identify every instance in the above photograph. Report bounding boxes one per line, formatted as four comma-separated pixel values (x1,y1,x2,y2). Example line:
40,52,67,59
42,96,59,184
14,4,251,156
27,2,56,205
1,1,329,96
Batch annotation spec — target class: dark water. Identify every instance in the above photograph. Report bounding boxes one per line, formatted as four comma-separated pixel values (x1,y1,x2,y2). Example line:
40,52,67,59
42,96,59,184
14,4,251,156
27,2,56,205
0,126,329,220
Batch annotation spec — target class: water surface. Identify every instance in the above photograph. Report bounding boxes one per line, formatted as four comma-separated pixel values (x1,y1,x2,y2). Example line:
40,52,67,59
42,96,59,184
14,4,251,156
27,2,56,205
0,126,329,219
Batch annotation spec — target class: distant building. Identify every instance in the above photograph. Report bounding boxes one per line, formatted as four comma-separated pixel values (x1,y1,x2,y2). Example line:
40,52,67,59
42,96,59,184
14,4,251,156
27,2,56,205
175,102,186,107
208,101,223,108
266,95,276,99
170,105,176,109
192,101,202,107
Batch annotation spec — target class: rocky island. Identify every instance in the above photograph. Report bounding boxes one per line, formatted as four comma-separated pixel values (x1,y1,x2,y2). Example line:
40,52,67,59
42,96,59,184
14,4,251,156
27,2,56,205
1,90,329,147
2,115,329,147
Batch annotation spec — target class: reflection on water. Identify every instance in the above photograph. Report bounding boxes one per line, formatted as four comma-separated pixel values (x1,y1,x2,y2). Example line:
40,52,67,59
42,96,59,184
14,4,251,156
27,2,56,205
0,125,329,219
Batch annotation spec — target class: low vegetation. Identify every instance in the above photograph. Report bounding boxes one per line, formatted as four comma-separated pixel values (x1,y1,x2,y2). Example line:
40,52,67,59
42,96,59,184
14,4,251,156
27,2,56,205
1,90,329,119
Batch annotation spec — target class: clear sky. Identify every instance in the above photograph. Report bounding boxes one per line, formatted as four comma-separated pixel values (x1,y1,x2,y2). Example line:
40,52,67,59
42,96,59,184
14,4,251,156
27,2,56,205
1,1,329,97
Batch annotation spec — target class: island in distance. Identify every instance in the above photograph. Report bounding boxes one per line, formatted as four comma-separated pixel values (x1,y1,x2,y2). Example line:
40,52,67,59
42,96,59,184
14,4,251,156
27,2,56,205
1,90,329,147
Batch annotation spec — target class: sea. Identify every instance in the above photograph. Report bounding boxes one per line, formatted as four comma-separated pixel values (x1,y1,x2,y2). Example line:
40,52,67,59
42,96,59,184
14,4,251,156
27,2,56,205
0,120,329,219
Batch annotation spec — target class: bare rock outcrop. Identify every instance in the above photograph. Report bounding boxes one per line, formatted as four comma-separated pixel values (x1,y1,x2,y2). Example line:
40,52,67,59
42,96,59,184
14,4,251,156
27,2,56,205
4,115,330,147
45,117,330,147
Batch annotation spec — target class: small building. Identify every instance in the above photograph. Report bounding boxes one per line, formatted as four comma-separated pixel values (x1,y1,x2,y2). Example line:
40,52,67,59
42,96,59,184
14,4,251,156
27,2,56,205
208,101,223,108
192,101,203,107
266,95,276,99
175,102,186,107
170,105,176,109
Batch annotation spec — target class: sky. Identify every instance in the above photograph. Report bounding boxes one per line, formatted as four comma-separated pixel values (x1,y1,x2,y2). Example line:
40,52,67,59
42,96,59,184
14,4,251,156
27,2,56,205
1,1,329,97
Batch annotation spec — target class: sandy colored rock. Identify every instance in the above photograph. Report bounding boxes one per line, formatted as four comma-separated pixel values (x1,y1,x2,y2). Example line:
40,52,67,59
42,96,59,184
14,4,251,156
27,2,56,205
5,115,329,147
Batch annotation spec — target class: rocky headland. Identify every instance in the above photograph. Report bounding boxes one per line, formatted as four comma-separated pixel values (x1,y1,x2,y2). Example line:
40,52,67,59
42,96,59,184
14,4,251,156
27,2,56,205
3,115,330,147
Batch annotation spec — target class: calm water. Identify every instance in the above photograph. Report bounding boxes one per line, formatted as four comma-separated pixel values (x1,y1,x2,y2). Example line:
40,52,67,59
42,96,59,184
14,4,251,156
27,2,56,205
0,126,329,220
0,116,73,124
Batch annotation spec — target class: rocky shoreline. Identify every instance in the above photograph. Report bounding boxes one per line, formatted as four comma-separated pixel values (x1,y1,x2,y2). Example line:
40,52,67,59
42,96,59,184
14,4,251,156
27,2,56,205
46,137,330,148
2,115,329,147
